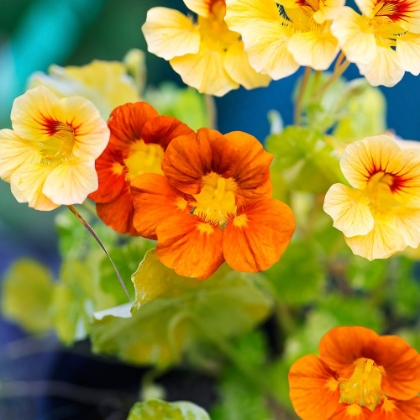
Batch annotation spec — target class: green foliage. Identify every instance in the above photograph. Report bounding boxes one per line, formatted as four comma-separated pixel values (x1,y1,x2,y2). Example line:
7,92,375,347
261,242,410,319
1,259,54,333
91,250,272,367
346,257,388,291
127,399,210,420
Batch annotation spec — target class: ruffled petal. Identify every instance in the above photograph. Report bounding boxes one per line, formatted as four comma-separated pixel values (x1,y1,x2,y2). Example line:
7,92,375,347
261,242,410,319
324,183,374,237
142,7,200,61
288,355,340,420
371,398,420,420
223,199,295,272
393,208,420,249
397,33,420,76
330,403,371,420
156,214,224,279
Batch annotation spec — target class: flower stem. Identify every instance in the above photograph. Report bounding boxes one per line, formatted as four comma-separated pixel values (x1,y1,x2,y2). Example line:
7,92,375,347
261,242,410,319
67,205,132,302
294,66,312,126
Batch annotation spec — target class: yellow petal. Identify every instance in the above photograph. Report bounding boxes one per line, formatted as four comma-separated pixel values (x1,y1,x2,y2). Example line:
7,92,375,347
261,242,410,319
10,163,57,211
0,129,39,183
345,216,405,260
330,7,376,64
170,45,238,96
324,184,374,237
224,41,271,89
340,135,403,189
394,208,420,249
142,7,200,61
354,0,375,17
42,158,98,205
183,0,213,17
288,31,339,71
313,0,346,24
397,33,420,76
358,46,405,87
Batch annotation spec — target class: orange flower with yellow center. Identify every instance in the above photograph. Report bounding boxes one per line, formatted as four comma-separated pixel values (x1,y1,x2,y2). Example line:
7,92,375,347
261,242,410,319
89,102,194,235
141,0,270,96
131,128,295,279
289,326,420,419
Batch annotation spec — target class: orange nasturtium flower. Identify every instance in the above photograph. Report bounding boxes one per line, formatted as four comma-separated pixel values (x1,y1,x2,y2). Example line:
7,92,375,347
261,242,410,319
130,128,295,279
324,135,420,260
0,86,109,210
89,102,194,235
141,0,270,96
289,326,420,419
331,0,420,87
225,0,343,80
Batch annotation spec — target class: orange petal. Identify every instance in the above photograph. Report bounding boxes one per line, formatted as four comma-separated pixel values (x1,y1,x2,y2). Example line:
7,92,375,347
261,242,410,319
108,102,159,151
89,144,127,203
330,403,371,420
371,397,420,420
223,199,295,272
156,214,224,279
288,355,340,420
96,186,138,235
131,173,191,239
141,115,194,150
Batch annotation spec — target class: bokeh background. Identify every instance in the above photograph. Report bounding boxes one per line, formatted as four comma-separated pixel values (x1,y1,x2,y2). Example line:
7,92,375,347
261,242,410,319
1,0,420,418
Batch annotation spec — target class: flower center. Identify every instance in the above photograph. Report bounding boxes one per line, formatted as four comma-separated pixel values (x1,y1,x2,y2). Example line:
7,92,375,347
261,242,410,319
366,171,400,214
339,358,384,411
39,122,75,164
124,140,164,182
373,0,413,23
192,172,237,223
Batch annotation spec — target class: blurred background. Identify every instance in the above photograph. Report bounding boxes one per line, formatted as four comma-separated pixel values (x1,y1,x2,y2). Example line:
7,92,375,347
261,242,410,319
1,0,420,418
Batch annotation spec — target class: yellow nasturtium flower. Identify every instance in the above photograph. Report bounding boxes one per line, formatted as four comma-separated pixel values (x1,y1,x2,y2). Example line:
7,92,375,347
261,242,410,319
331,0,420,87
0,86,110,210
225,0,343,80
141,0,270,96
324,135,420,260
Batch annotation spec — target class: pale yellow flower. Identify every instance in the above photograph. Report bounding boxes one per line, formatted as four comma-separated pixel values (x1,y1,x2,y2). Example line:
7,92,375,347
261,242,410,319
331,0,420,87
141,0,270,96
0,86,110,210
28,52,142,119
225,0,343,79
324,135,420,260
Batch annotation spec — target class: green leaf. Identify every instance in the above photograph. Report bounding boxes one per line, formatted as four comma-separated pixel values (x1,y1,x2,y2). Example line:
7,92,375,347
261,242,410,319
127,399,210,420
346,257,388,291
91,250,272,367
1,259,54,333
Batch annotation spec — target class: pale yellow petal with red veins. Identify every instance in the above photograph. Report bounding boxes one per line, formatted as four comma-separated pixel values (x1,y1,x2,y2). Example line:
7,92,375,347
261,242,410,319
183,0,215,17
288,355,340,420
170,45,238,96
42,158,98,205
392,149,420,207
288,31,339,71
156,214,224,279
0,129,39,183
224,41,271,89
324,184,374,237
340,136,403,190
10,164,57,211
142,7,200,61
223,199,295,273
313,0,346,24
330,7,376,65
371,397,420,419
397,33,420,76
358,46,405,87
344,216,406,260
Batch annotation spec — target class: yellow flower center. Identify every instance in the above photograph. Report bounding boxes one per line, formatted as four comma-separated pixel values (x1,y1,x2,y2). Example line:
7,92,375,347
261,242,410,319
366,171,400,215
192,172,237,223
339,358,384,411
39,122,75,164
124,140,164,182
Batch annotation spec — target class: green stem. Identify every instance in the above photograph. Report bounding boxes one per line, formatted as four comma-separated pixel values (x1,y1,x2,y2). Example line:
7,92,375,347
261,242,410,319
294,66,312,126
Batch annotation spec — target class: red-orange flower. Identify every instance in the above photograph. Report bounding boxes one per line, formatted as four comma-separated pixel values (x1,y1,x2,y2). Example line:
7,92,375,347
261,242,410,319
288,326,420,419
89,102,194,234
131,128,295,279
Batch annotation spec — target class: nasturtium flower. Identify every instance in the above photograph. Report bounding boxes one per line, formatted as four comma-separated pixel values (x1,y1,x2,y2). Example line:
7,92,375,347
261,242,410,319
289,326,420,419
331,0,420,87
324,135,420,260
141,0,270,96
225,0,343,79
131,128,295,279
89,102,194,235
0,86,109,210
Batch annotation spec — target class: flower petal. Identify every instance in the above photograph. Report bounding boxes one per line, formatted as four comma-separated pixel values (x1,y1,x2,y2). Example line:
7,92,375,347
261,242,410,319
142,7,200,61
288,355,340,420
324,183,374,237
183,0,216,17
371,397,420,420
330,403,371,420
394,208,420,249
223,199,295,272
397,33,420,76
156,214,224,279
